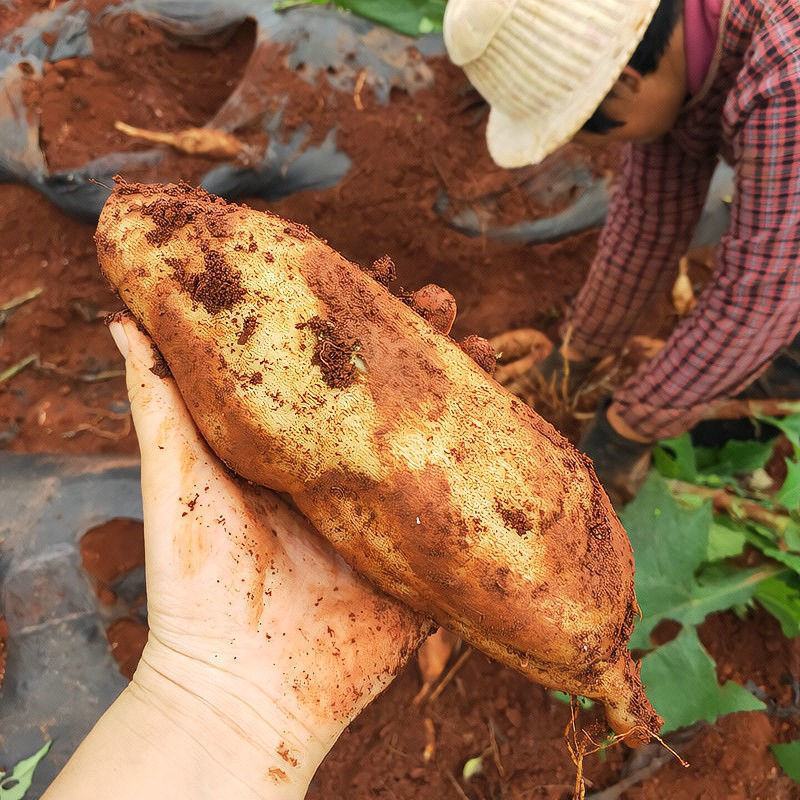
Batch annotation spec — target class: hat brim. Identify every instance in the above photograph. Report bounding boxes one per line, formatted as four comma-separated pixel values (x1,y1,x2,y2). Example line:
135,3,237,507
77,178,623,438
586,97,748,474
477,1,662,169
485,108,547,169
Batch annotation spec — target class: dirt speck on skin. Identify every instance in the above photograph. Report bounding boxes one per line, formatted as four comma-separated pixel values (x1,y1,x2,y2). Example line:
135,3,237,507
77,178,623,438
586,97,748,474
172,248,246,314
494,500,531,537
268,767,289,784
296,316,358,389
277,742,299,767
238,314,258,345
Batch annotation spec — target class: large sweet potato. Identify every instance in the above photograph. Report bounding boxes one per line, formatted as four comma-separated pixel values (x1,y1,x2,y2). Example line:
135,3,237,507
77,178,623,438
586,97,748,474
96,182,660,741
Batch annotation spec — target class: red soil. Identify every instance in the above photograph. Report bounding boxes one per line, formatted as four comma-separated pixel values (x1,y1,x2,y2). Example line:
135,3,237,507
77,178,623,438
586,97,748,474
1,7,797,797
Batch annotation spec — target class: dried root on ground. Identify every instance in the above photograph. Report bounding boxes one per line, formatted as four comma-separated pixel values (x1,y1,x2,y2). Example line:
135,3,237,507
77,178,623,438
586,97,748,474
114,121,254,163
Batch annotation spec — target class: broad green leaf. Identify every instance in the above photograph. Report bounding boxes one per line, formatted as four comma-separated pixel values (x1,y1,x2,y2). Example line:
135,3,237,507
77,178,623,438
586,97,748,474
707,517,747,561
756,573,800,637
701,439,776,479
623,474,769,647
275,0,446,35
653,435,697,481
736,523,800,578
641,627,765,732
786,521,800,553
778,460,800,511
336,0,445,34
0,741,51,800
772,741,800,783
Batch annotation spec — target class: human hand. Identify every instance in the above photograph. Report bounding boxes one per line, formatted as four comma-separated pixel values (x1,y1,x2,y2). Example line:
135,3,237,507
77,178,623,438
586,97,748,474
45,314,428,800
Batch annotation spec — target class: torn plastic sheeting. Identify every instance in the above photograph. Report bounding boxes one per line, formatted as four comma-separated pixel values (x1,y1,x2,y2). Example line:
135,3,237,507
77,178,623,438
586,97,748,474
437,160,736,247
0,0,438,220
436,177,609,244
435,154,611,244
0,454,143,796
0,2,92,71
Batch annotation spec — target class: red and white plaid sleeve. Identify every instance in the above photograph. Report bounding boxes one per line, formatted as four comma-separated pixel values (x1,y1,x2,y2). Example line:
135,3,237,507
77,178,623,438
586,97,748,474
566,139,716,360
614,27,800,440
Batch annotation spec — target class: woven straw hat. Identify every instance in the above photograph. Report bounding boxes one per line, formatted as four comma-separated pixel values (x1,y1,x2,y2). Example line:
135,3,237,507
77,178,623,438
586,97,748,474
444,0,661,167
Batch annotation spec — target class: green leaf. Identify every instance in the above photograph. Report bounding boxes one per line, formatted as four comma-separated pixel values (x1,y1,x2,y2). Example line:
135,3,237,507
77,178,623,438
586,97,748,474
0,741,51,800
279,0,447,35
641,627,765,732
772,741,800,783
623,474,771,647
707,517,747,561
759,414,800,456
653,435,697,481
756,573,800,637
702,439,776,479
758,545,800,576
778,460,800,511
786,521,800,553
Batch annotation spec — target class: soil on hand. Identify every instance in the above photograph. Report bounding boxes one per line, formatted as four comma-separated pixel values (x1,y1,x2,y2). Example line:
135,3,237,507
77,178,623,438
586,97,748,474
1,6,797,798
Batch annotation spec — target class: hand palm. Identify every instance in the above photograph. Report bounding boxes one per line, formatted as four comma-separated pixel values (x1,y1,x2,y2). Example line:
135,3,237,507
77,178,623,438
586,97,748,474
117,316,427,754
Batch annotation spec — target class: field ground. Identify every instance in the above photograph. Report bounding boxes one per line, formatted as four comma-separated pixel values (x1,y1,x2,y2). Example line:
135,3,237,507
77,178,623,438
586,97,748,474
1,5,798,798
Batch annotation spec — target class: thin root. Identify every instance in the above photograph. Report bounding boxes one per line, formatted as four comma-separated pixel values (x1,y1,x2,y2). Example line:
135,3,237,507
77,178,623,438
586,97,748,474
427,648,473,704
0,353,38,384
564,699,688,800
0,286,43,313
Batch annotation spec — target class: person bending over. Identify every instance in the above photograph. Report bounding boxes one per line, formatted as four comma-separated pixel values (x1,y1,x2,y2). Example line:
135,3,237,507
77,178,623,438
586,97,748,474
445,0,800,502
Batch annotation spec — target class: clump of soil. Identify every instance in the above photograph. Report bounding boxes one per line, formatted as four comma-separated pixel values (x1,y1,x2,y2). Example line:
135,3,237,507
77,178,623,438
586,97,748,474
362,255,397,287
172,250,246,314
494,500,531,537
297,316,358,389
459,334,497,375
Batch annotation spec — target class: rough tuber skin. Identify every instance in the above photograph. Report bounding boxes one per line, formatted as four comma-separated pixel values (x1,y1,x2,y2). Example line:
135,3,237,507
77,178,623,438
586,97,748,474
96,182,661,744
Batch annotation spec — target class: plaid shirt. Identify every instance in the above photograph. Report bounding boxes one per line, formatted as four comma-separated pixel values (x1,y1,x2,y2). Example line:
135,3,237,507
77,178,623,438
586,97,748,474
567,0,800,441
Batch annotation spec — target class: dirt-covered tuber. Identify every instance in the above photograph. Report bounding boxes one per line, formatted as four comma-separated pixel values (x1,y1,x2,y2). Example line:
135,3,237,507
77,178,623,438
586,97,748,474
96,182,661,743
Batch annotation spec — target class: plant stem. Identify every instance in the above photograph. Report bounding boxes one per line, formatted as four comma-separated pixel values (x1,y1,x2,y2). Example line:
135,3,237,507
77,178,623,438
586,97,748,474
704,399,800,421
668,480,789,534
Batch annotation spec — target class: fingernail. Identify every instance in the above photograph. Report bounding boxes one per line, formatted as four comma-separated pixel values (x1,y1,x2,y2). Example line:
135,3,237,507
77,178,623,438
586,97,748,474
109,321,130,359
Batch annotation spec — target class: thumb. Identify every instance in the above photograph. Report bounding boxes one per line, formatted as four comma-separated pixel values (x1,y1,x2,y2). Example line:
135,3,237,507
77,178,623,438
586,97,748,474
108,313,190,449
107,312,240,582
107,313,214,504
